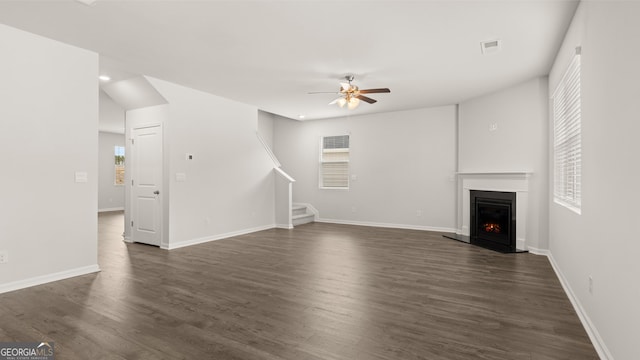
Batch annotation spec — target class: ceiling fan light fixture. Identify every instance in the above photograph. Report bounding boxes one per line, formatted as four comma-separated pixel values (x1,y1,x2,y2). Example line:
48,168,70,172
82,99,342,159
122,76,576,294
347,97,360,110
312,74,389,110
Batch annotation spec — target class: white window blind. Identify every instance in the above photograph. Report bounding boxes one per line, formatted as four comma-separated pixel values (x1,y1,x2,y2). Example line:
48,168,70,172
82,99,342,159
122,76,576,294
320,135,349,189
553,50,581,213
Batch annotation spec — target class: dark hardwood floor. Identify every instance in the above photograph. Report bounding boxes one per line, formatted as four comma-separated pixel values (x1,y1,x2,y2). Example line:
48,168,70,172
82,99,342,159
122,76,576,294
0,211,598,359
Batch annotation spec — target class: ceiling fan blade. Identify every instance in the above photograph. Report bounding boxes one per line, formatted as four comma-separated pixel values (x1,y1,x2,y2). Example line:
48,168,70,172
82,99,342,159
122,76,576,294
359,88,391,94
328,97,341,105
356,95,377,104
308,91,340,94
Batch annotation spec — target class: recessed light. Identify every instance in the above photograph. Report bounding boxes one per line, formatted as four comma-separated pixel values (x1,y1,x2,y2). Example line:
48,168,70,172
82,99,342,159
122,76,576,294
298,115,306,119
99,75,111,81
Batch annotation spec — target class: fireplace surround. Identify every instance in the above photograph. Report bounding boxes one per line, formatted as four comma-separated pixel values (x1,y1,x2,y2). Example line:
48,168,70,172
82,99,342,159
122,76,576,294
446,171,533,253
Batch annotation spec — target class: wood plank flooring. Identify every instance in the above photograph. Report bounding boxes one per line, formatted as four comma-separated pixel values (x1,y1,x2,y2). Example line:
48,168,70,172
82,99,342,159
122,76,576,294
0,211,598,359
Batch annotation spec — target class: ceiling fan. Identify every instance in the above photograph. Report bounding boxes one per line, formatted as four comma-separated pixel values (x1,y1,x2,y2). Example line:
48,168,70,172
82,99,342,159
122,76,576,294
309,75,391,110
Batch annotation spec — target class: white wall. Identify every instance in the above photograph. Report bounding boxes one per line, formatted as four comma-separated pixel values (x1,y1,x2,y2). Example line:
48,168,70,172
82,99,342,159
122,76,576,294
146,78,276,249
0,24,99,291
98,89,126,212
548,2,640,359
102,76,168,111
99,90,125,134
257,110,276,149
274,106,457,231
458,77,549,250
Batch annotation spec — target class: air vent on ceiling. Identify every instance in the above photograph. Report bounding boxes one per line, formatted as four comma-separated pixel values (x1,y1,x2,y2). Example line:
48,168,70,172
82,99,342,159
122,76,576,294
75,0,98,5
480,39,502,55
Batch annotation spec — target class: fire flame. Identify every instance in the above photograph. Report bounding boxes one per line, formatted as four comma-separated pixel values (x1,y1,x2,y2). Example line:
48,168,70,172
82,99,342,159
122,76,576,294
483,223,501,233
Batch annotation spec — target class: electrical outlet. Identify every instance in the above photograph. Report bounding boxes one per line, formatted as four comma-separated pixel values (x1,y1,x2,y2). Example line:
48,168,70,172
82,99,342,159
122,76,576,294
416,210,422,217
489,122,498,131
351,206,357,213
588,276,593,294
0,251,8,264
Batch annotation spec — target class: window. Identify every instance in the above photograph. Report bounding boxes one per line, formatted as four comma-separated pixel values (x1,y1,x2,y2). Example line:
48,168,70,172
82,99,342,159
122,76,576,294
114,146,125,185
320,135,349,189
552,49,581,213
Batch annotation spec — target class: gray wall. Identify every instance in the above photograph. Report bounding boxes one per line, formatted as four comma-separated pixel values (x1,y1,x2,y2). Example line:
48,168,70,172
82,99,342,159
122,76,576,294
99,90,125,134
144,78,276,249
458,77,549,250
0,24,98,290
98,88,126,212
257,110,276,149
548,2,640,359
274,106,457,231
98,132,125,211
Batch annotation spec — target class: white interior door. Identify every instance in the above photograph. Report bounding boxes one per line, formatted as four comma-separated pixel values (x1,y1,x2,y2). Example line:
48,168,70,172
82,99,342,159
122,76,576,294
131,125,162,246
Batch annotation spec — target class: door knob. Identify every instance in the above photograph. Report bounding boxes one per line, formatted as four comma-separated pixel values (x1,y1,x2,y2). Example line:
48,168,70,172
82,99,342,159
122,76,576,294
153,190,160,195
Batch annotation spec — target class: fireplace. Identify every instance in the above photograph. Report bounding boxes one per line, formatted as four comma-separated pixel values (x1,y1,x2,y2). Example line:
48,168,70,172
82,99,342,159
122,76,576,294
470,190,516,253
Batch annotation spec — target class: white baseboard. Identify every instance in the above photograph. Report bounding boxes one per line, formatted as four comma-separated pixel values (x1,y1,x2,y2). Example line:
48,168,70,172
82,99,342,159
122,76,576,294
98,207,124,213
546,253,613,360
317,218,456,233
276,224,294,229
0,264,101,294
526,246,548,256
164,224,276,250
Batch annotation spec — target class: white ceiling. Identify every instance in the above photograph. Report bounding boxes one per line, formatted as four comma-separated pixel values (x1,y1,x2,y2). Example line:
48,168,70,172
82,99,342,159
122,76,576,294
0,0,578,121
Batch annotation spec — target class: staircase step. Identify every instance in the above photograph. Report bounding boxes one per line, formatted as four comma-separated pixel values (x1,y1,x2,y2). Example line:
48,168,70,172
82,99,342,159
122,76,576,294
292,205,307,216
292,213,314,226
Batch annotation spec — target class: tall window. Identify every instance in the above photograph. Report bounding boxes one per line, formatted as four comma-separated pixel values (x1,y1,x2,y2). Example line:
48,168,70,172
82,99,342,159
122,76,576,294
320,135,349,189
114,146,125,185
553,48,581,213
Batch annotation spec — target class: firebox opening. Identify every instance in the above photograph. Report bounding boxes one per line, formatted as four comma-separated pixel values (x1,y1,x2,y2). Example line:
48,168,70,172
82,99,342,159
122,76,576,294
470,190,517,253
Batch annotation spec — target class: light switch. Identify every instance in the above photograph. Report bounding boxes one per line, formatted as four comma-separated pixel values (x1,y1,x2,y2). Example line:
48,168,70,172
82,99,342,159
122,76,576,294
351,174,357,181
75,171,88,183
176,173,187,182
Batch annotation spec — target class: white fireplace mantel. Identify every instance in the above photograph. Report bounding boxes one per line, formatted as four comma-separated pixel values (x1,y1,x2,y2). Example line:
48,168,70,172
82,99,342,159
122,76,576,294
456,171,532,251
